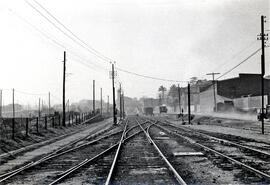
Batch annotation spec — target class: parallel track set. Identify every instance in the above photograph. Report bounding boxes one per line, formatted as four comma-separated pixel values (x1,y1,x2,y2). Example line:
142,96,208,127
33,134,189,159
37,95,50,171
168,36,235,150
150,118,270,183
0,116,269,184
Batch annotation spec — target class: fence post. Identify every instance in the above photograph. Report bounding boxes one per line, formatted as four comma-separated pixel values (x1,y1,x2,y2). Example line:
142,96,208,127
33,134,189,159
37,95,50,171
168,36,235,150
69,114,71,126
52,116,55,127
12,118,15,139
58,115,61,127
45,116,47,130
26,117,29,137
36,117,39,133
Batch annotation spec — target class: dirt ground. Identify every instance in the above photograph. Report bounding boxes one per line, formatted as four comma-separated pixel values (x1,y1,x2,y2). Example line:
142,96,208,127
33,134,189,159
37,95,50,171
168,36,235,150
0,118,113,174
168,115,270,144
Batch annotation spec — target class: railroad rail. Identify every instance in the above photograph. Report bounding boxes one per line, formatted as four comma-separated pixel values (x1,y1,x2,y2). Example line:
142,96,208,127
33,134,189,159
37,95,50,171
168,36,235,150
140,120,187,185
50,118,151,184
0,114,104,160
0,121,124,183
150,119,270,182
161,119,270,157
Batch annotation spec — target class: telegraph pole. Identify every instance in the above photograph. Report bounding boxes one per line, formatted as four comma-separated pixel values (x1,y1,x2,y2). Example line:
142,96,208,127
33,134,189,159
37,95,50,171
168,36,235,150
119,84,122,119
62,51,66,126
122,92,125,119
100,88,102,116
177,84,181,115
41,99,43,113
206,72,220,112
187,83,191,125
93,80,95,114
38,98,41,118
107,95,109,114
12,88,15,139
112,63,117,124
48,92,51,115
257,15,268,134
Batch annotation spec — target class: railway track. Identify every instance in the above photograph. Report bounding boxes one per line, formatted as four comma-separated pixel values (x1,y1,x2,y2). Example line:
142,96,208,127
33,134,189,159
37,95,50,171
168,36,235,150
3,115,268,184
52,117,152,184
151,118,270,184
105,117,186,185
0,121,124,184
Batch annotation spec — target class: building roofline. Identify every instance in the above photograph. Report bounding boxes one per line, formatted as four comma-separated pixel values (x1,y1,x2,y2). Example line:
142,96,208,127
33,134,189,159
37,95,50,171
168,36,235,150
218,73,261,82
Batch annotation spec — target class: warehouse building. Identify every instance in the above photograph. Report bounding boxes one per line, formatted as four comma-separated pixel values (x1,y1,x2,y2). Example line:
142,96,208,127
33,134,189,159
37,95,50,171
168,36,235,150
199,73,270,113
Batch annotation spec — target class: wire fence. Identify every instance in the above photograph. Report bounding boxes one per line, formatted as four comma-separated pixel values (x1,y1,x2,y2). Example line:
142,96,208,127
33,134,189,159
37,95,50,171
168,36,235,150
0,112,106,140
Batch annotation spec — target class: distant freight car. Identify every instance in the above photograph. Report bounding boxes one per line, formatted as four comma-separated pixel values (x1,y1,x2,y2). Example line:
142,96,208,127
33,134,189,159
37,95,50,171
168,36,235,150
159,105,168,113
144,107,154,116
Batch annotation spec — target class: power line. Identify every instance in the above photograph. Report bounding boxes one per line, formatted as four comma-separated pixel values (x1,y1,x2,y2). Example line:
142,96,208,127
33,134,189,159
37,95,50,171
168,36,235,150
216,48,261,80
116,67,188,83
32,0,113,62
25,0,111,64
196,40,259,80
9,8,109,73
24,1,187,83
11,5,267,85
212,40,258,72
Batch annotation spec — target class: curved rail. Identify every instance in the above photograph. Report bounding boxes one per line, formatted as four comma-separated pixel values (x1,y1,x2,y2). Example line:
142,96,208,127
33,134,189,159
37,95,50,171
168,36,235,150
50,119,150,184
0,127,123,182
136,119,187,185
105,120,128,185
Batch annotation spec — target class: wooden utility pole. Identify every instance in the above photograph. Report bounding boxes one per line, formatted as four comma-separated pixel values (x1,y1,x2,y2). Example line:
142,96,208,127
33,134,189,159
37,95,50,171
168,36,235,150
119,84,122,119
112,63,117,124
93,80,95,114
12,89,15,118
48,92,51,115
12,88,15,139
41,99,43,112
38,98,41,118
177,84,181,115
187,83,191,125
107,95,109,114
206,72,220,112
257,15,268,134
122,92,125,118
100,88,102,116
62,51,66,126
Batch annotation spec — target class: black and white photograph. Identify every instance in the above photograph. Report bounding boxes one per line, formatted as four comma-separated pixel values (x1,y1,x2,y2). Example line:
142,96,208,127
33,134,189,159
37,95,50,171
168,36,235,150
0,0,269,184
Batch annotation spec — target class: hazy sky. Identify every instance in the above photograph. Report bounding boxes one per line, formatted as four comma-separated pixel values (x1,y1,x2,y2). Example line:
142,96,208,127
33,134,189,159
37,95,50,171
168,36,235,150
0,0,269,106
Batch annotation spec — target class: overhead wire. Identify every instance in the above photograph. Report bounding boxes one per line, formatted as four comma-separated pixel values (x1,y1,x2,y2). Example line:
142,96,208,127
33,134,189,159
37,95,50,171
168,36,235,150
25,0,111,64
116,67,188,83
212,40,259,72
216,47,262,80
9,8,109,73
17,1,268,86
25,0,187,83
32,0,113,62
